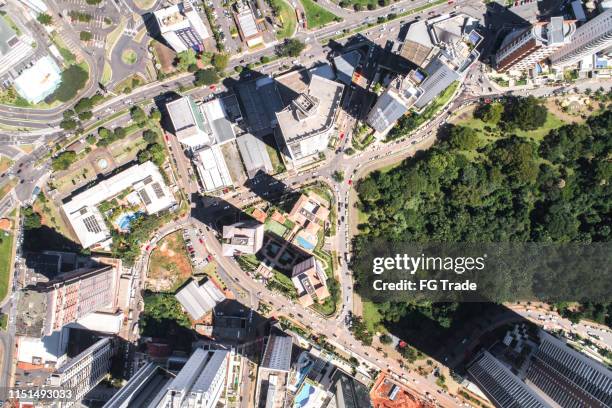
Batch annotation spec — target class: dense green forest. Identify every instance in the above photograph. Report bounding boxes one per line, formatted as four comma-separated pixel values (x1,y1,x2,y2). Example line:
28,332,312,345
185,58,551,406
353,98,612,343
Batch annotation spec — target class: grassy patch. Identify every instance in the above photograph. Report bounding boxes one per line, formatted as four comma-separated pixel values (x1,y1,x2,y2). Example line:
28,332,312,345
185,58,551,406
51,33,77,65
3,15,21,36
0,178,17,201
33,194,75,241
121,49,138,65
0,231,14,302
263,135,286,174
269,0,297,39
101,61,112,85
362,300,384,333
105,17,127,58
387,81,459,141
0,156,14,173
133,0,157,9
299,0,339,28
0,86,31,107
148,232,193,292
456,112,565,142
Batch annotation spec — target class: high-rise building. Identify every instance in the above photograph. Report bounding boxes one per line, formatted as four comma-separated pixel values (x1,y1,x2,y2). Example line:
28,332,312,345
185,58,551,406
467,351,550,408
103,349,228,408
550,9,612,68
42,265,119,336
366,76,422,135
495,17,575,73
255,333,293,408
157,348,229,408
526,332,612,407
275,74,344,166
222,221,264,256
291,257,330,307
102,363,175,408
49,337,116,407
153,0,210,52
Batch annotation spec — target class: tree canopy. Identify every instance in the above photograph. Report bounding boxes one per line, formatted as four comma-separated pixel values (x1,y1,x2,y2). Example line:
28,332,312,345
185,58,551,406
353,107,612,334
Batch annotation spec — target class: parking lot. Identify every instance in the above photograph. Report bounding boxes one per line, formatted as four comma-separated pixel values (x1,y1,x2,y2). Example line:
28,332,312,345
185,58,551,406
182,226,213,272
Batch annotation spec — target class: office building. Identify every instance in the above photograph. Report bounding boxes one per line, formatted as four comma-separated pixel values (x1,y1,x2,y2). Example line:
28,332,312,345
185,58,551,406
400,21,438,68
234,0,264,47
367,75,422,135
175,278,226,320
236,133,273,178
291,257,330,307
550,9,612,68
390,14,481,115
62,161,176,249
275,74,344,166
526,331,612,407
16,328,69,369
193,145,233,192
222,221,264,256
166,96,235,150
153,0,209,52
255,333,293,408
49,337,116,407
333,50,362,85
495,17,575,73
18,265,122,337
333,371,372,408
156,348,229,408
13,56,62,103
467,351,550,408
102,363,175,408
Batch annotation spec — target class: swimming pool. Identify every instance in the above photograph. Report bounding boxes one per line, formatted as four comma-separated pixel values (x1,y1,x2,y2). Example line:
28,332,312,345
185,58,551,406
296,236,315,251
116,211,141,231
293,383,315,408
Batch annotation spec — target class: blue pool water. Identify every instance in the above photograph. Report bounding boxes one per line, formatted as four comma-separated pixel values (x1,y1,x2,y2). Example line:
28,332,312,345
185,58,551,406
116,211,141,230
296,236,315,251
294,383,315,407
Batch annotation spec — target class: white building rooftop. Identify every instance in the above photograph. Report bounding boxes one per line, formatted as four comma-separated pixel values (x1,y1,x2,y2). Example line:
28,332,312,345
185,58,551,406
62,161,176,248
153,1,209,52
194,145,233,192
222,221,264,256
13,56,62,103
175,279,226,320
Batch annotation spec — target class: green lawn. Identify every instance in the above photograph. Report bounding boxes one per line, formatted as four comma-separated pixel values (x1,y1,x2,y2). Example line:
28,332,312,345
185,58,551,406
456,111,565,142
121,49,138,65
3,15,21,36
299,0,339,28
0,231,14,302
265,219,288,237
270,0,297,39
362,300,384,333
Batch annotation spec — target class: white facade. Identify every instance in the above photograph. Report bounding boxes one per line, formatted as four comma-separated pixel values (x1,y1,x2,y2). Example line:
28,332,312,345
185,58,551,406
154,0,210,52
496,17,575,72
194,145,233,192
222,221,264,256
175,279,226,320
49,337,115,407
62,161,176,248
17,328,69,368
550,9,612,68
159,349,229,408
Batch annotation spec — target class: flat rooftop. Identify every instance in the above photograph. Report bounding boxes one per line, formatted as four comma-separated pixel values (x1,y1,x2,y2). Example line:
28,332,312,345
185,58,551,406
276,74,344,144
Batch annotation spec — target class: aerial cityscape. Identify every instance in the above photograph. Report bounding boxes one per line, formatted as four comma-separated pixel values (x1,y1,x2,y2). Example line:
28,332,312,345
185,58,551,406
0,0,610,405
